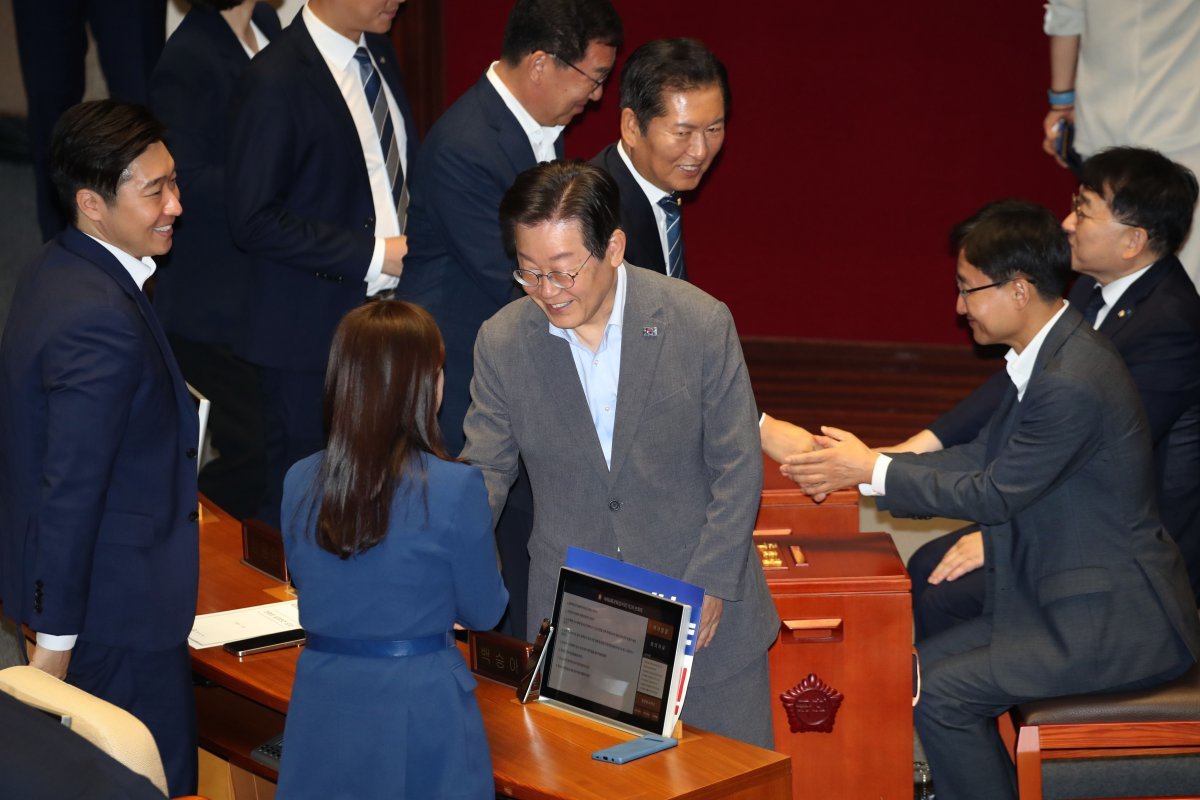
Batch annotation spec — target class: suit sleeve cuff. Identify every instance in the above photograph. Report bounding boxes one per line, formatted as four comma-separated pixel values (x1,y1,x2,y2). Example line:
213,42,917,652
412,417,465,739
36,632,78,651
858,453,891,496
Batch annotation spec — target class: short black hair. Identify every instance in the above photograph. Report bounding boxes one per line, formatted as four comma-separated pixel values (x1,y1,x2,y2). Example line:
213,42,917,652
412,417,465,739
500,0,623,66
951,200,1072,300
500,160,620,260
49,100,166,225
1080,146,1199,258
620,38,729,133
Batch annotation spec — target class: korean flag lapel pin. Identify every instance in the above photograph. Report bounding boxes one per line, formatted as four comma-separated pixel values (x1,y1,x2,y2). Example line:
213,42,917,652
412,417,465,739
643,326,658,338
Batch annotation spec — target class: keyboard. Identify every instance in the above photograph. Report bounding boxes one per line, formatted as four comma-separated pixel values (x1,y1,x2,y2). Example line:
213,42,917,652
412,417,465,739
250,732,284,771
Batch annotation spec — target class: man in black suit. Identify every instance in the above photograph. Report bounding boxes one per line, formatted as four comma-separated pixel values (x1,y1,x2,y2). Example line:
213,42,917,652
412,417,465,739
590,38,728,282
787,200,1200,800
0,100,200,797
227,0,418,524
900,148,1200,640
149,0,281,520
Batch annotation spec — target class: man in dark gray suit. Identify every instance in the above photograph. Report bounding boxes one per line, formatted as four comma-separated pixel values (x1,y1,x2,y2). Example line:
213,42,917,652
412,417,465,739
462,161,778,748
787,200,1200,800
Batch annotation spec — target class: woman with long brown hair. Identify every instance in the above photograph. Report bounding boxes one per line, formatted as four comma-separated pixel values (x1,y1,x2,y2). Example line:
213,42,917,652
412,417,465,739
276,301,507,799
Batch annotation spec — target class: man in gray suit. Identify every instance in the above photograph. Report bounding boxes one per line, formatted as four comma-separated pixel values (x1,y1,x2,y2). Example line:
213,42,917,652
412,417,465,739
462,160,778,748
787,200,1200,800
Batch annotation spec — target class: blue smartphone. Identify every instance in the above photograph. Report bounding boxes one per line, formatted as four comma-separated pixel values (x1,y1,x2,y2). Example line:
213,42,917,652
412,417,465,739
591,733,678,764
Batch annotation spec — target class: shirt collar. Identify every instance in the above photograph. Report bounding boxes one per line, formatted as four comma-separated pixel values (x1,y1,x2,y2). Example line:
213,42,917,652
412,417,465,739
1004,301,1070,401
1098,263,1153,316
82,232,157,290
548,264,628,348
486,62,565,152
303,3,363,71
617,141,672,205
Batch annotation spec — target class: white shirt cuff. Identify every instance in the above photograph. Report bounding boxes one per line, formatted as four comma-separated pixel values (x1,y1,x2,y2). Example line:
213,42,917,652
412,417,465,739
36,632,77,651
858,453,891,496
759,412,766,428
365,237,385,283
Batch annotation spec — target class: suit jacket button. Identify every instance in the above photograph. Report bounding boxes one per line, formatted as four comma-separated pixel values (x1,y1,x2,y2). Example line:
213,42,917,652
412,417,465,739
34,602,42,613
188,510,200,522
186,447,198,459
34,579,43,588
608,500,621,511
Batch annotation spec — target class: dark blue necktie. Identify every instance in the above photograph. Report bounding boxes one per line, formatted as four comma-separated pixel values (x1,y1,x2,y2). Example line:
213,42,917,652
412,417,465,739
1083,285,1106,326
657,195,687,280
353,47,407,228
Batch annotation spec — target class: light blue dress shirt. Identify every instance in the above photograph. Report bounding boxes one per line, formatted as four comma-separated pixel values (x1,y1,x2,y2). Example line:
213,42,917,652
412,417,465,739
547,264,627,468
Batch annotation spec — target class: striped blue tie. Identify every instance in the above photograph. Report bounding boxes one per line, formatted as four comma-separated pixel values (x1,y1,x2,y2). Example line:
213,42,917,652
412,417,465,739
354,47,407,228
657,195,686,280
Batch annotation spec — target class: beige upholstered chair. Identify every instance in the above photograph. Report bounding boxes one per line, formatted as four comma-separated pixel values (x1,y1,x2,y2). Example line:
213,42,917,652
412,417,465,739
0,665,169,796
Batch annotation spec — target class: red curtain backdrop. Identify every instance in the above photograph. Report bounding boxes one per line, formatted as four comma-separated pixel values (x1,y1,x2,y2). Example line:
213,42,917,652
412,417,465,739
440,1,1075,345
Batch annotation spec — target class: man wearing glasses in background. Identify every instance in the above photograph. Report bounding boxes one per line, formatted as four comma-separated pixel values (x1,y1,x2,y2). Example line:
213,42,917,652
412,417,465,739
462,161,779,748
785,199,1200,800
400,0,621,638
883,148,1200,647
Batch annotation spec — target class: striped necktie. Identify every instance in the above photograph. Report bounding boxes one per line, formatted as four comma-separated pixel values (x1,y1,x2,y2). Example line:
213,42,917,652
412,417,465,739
353,47,407,229
657,195,686,280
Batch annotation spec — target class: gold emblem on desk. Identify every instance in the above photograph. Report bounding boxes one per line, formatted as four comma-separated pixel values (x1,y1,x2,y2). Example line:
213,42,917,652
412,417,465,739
780,673,844,734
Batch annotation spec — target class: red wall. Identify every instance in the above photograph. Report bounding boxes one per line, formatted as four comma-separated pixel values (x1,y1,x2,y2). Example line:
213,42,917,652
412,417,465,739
441,1,1076,345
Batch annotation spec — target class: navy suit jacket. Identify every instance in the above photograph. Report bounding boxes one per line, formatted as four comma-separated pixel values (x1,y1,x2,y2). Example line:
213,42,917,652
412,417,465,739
0,228,200,650
148,2,281,345
929,256,1200,598
590,142,681,278
886,308,1200,697
399,74,562,451
227,13,417,371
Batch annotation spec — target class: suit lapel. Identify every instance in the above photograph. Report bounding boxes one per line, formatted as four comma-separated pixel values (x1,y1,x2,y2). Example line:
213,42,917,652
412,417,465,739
522,304,611,482
477,77,540,174
606,145,666,274
1096,257,1174,339
290,15,372,187
61,228,197,435
608,269,665,478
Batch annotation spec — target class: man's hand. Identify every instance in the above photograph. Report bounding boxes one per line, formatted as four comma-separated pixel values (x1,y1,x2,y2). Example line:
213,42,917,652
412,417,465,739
760,414,816,463
928,530,984,585
382,234,408,277
1042,108,1075,168
781,426,876,498
696,595,724,649
28,645,71,680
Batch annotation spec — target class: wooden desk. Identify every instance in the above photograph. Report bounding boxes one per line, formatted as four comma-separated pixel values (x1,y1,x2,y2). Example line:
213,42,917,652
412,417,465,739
192,499,792,800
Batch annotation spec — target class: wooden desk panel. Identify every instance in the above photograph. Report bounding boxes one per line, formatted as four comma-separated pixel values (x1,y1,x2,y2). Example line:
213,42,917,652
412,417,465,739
193,499,791,800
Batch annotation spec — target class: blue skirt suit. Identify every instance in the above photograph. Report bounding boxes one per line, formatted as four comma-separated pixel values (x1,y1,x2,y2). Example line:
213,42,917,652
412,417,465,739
277,452,508,799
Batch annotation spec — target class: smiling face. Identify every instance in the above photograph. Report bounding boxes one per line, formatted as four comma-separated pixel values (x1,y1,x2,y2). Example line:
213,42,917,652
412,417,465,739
622,84,726,194
955,252,1019,348
79,141,181,259
311,0,405,39
536,40,617,127
515,218,624,345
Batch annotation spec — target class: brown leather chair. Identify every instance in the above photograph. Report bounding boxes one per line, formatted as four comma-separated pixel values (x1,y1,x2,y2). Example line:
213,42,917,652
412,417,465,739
1013,663,1200,800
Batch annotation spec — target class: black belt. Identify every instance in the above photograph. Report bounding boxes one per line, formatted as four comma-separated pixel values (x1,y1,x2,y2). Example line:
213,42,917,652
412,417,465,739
304,630,453,658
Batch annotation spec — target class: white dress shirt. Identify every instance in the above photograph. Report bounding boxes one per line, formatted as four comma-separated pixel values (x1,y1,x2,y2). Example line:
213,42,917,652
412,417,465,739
1093,264,1152,328
486,62,564,163
304,4,405,295
864,301,1071,496
547,265,627,468
237,20,270,58
616,141,674,274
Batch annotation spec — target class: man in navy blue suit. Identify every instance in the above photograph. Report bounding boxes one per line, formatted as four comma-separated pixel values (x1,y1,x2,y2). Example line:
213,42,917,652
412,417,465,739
896,147,1200,639
400,0,623,455
0,100,200,797
590,38,729,281
399,0,621,639
227,0,418,524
